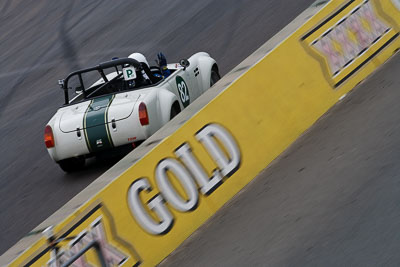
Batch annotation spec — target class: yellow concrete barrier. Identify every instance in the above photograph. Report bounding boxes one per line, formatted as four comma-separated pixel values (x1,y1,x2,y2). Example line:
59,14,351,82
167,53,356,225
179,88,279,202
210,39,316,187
10,0,400,266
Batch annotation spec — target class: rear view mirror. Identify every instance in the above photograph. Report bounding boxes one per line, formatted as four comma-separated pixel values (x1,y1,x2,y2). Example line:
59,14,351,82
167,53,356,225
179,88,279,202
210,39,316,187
179,59,190,70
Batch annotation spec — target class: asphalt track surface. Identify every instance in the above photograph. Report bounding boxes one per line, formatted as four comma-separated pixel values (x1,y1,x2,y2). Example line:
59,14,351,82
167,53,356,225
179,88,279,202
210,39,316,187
162,54,400,266
0,0,317,256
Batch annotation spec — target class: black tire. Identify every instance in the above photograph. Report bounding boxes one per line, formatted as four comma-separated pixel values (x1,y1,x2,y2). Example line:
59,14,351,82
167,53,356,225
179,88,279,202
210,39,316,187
170,102,181,120
58,157,85,173
210,69,220,87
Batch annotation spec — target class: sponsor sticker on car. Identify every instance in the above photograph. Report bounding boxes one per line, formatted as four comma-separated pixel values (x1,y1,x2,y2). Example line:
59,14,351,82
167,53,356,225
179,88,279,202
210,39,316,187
123,67,137,81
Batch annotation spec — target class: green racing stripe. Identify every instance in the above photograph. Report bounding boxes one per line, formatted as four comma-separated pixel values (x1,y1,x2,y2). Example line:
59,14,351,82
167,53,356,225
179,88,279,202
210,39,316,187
83,95,115,153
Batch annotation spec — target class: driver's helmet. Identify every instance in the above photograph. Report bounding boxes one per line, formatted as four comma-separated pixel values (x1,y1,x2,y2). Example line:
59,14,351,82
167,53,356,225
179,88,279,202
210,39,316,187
128,52,149,68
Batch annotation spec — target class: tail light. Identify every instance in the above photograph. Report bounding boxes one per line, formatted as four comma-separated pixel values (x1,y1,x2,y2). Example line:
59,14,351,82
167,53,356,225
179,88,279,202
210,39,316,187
139,102,149,125
44,125,55,148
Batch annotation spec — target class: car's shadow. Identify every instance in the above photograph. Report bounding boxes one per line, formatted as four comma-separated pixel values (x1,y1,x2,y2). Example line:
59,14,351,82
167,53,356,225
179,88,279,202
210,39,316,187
62,152,130,181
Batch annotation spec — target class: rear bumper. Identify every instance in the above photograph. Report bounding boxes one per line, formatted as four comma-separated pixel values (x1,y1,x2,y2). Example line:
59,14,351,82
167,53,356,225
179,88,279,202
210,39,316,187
49,140,144,162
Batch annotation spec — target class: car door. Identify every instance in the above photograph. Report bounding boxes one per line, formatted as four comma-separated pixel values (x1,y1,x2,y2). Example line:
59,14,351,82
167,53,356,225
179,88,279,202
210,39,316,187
168,66,200,109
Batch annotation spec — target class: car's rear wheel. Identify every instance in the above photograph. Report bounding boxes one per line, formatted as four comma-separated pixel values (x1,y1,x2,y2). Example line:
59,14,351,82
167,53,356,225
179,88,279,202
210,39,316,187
170,102,181,120
58,157,85,173
210,68,220,87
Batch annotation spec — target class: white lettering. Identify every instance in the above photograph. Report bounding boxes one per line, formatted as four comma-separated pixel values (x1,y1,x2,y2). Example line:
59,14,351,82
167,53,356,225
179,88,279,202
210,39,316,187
128,178,173,235
47,218,128,266
175,143,222,195
195,123,241,177
127,123,241,235
156,158,199,212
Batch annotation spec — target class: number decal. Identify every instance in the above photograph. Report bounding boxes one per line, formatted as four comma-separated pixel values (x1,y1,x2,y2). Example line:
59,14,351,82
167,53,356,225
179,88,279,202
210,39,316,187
178,83,189,102
176,76,190,108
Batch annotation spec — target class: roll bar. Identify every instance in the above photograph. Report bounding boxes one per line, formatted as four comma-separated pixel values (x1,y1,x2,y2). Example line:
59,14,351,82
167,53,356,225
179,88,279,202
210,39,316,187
59,58,141,105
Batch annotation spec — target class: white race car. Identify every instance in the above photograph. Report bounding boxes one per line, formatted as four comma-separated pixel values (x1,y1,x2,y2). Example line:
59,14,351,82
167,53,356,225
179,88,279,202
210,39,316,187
44,52,220,172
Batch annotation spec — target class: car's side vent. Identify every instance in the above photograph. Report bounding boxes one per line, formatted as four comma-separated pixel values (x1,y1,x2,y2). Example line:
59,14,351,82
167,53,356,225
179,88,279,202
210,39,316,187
111,118,117,131
76,127,82,139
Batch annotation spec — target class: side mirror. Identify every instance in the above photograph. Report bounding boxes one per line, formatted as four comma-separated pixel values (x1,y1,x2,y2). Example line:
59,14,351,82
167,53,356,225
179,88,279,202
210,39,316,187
58,79,65,89
179,59,190,70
